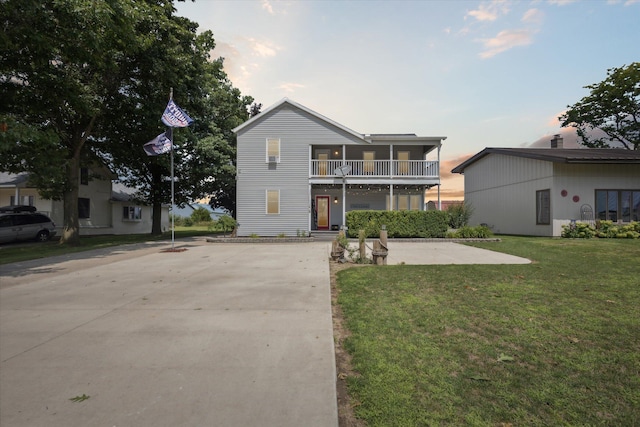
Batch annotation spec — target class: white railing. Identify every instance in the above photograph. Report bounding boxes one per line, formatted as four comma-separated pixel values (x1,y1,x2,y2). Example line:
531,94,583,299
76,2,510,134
310,160,439,178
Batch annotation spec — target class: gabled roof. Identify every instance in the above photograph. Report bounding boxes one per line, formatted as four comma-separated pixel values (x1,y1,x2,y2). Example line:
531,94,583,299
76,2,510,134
232,98,367,142
452,148,640,174
0,172,30,187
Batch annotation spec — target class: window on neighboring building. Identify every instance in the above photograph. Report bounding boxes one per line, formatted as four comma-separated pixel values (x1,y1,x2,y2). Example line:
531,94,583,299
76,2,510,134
80,167,89,185
266,138,280,163
78,197,90,219
10,195,34,206
123,206,142,221
266,190,279,214
596,190,640,222
536,189,550,225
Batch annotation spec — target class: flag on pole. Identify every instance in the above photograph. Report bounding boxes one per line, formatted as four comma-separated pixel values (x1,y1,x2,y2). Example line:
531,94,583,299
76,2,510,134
143,130,172,156
161,99,194,128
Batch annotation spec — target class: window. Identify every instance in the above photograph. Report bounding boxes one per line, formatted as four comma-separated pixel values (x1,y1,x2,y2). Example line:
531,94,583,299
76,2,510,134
266,138,280,163
596,190,640,222
398,151,410,175
410,195,421,211
536,189,550,225
78,198,90,219
123,206,142,221
397,195,409,211
80,167,89,185
363,151,375,174
266,190,279,214
10,195,34,206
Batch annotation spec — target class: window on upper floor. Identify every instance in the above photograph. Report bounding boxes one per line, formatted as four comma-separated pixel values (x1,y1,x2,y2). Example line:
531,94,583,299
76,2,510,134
266,138,280,163
596,189,640,222
80,167,89,185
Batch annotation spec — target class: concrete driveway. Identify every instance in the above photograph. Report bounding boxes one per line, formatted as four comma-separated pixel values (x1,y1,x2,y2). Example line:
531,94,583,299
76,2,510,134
1,239,337,427
0,238,529,427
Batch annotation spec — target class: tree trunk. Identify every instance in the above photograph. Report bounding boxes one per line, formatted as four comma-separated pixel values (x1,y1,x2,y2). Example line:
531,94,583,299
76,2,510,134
61,154,81,245
151,200,163,235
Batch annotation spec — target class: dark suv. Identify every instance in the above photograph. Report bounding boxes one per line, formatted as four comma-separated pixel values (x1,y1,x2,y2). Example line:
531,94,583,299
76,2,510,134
0,211,57,243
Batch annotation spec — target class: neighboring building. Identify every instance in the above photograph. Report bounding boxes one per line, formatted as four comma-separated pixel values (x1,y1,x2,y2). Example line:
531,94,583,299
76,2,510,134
232,98,446,237
0,170,169,236
426,200,463,211
451,138,640,236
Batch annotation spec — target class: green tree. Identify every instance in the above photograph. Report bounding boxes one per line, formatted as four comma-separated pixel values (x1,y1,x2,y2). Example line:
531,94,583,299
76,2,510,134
190,207,212,223
0,0,147,244
1,0,253,241
559,63,640,150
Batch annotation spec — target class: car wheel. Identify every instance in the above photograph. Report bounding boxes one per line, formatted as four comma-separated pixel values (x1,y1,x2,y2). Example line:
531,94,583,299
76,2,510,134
36,230,50,242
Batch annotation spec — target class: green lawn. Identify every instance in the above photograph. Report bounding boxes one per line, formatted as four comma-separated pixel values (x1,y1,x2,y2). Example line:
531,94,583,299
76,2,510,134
0,227,218,265
337,237,640,426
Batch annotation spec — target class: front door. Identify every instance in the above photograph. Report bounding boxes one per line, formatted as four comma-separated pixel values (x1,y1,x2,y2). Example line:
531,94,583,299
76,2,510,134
316,196,330,230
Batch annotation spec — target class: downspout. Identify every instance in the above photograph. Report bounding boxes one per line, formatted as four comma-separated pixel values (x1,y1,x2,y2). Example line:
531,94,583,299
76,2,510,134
309,145,312,233
438,144,442,210
342,145,346,226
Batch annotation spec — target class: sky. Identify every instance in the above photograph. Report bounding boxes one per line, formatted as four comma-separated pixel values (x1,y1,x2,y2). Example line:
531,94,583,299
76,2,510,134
175,0,640,199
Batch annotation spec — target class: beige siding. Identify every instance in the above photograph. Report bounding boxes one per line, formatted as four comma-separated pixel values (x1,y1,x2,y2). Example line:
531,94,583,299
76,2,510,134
464,154,554,236
463,154,640,236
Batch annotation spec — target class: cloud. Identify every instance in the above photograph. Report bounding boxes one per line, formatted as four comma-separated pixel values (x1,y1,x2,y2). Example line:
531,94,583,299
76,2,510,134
465,0,510,22
278,82,305,93
247,37,281,57
522,8,544,25
261,0,274,15
548,0,578,5
478,28,536,58
440,154,476,179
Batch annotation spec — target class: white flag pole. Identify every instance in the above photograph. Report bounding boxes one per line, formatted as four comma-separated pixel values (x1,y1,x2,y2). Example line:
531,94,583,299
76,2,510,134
169,88,175,249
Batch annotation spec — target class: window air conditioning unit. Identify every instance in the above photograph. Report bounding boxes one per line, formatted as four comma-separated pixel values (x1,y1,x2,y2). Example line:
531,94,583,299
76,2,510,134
268,155,279,163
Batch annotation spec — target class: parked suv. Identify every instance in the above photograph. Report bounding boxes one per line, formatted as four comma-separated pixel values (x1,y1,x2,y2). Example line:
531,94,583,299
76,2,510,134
0,211,57,243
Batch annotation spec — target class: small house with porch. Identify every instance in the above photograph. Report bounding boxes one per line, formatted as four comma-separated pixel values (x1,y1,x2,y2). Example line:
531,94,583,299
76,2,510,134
232,98,446,237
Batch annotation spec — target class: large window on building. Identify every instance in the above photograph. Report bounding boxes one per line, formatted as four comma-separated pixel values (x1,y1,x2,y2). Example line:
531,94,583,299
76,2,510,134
123,206,142,221
536,189,550,225
596,190,640,222
78,198,91,219
266,190,280,214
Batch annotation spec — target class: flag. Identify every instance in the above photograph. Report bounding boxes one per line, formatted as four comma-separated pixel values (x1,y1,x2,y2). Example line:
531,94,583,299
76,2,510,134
161,99,194,128
144,130,172,156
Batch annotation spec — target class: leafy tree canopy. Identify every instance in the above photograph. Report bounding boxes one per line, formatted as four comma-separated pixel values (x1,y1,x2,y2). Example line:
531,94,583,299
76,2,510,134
559,62,640,150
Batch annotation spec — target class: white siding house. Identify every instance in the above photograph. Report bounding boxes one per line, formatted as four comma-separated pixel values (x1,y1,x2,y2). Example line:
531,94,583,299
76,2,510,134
233,98,446,237
0,171,169,236
452,145,640,236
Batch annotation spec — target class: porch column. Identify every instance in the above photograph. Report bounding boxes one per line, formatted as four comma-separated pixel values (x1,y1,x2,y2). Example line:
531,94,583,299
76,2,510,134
389,144,393,178
389,184,394,211
308,182,312,232
437,145,442,210
342,181,346,226
14,187,20,205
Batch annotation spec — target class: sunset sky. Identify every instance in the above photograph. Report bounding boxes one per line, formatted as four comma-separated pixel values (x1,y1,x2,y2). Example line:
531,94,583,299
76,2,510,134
176,0,640,199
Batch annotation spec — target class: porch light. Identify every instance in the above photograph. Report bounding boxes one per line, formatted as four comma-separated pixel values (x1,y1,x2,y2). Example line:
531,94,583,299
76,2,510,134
334,150,340,156
334,197,339,204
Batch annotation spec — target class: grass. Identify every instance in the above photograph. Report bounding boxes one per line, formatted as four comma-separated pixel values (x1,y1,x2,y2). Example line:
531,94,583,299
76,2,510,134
0,226,218,265
336,237,640,426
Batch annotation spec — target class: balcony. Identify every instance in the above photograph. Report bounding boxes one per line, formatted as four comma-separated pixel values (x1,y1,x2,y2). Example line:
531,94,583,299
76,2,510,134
310,159,439,179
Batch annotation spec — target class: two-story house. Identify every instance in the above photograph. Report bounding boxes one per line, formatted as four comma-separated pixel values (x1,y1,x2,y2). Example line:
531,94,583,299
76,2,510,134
232,98,446,237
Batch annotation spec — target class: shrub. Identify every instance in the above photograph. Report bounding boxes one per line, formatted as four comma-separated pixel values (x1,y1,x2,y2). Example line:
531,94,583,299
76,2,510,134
449,225,493,238
182,217,194,227
346,210,448,238
561,222,596,238
215,215,237,236
446,203,473,229
191,207,213,223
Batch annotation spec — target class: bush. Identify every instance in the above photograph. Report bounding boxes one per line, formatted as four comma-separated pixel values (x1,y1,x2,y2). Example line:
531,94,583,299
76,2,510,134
346,210,448,238
446,203,473,228
214,215,237,236
561,221,640,239
447,225,493,238
191,207,213,223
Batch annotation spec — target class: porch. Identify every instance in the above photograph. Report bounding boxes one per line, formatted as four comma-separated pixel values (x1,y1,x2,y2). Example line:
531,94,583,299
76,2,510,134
310,159,439,178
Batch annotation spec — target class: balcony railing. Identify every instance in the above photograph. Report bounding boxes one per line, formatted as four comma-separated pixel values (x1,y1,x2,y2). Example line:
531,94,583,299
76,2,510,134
310,160,439,178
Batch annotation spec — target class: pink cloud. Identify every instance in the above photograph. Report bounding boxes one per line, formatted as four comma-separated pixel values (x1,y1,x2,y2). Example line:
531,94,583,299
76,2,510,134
478,28,536,58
